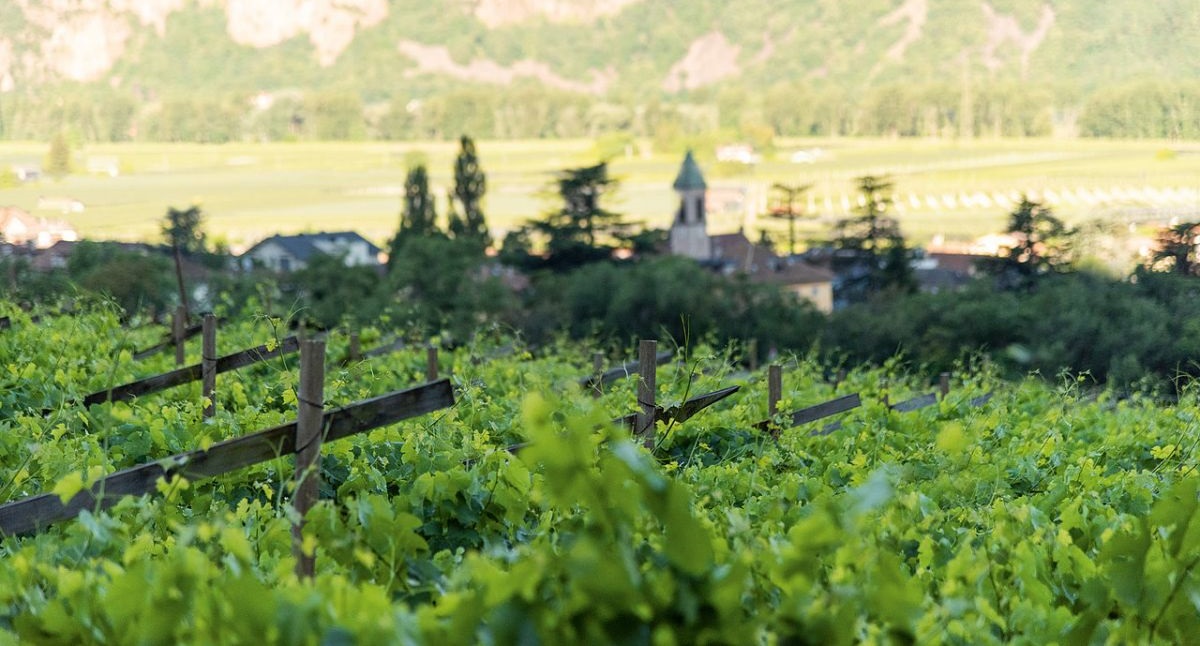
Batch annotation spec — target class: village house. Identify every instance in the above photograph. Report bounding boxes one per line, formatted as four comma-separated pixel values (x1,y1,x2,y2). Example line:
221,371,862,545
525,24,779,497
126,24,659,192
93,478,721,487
240,231,383,272
667,152,835,313
0,206,78,248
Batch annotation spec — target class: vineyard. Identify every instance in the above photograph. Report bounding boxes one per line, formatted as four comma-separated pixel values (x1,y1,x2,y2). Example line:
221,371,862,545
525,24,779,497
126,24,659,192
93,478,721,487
0,302,1198,644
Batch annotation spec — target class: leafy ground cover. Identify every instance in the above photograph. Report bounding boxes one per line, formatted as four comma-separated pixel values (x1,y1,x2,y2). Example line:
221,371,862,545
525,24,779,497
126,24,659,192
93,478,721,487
0,301,1198,643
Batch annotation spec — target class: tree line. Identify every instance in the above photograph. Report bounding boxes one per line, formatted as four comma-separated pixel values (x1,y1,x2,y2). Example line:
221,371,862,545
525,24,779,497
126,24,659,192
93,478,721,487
5,77,1200,146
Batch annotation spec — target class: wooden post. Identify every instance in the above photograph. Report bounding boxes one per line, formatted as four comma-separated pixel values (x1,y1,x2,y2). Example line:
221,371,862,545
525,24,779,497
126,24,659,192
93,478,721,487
768,364,782,417
636,340,657,449
172,243,190,319
939,372,951,399
747,339,759,372
172,305,186,366
592,351,604,398
426,345,438,382
348,332,361,363
292,339,325,580
201,314,217,418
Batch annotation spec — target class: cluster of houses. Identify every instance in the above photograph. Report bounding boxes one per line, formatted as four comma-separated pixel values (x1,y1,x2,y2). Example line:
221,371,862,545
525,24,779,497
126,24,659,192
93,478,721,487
2,152,991,313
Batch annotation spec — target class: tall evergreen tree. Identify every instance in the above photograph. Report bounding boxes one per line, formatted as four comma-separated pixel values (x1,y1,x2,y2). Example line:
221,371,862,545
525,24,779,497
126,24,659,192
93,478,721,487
980,196,1072,289
832,175,915,298
529,162,628,270
451,135,489,242
388,164,439,271
45,132,71,178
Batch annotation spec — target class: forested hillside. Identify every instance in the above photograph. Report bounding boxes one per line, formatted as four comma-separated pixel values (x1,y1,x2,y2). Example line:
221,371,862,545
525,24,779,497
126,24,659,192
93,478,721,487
2,0,1199,141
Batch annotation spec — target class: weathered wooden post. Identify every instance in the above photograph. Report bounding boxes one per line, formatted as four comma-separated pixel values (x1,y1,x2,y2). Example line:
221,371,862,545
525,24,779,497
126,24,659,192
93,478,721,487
292,339,325,579
172,305,187,366
636,340,657,449
939,372,951,399
747,339,759,372
426,345,439,382
768,364,782,418
172,243,190,320
201,314,217,418
592,351,604,398
348,332,361,363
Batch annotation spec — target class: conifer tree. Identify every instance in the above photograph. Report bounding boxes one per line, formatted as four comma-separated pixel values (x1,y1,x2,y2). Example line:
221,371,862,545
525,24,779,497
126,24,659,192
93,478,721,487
387,164,439,271
45,132,71,178
452,135,489,242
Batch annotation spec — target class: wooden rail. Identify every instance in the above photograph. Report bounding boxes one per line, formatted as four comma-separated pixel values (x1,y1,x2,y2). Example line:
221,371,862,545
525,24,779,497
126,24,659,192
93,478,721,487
76,336,300,408
579,350,674,389
132,321,206,360
889,392,938,413
755,393,863,433
0,379,455,537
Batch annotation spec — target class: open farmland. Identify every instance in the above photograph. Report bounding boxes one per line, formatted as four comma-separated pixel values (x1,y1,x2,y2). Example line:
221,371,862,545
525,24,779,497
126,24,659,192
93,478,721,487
2,138,1199,250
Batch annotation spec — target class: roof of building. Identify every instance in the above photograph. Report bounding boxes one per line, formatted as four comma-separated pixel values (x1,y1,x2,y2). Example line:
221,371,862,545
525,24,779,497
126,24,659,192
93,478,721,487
753,258,836,286
710,232,773,271
672,150,707,191
708,231,834,285
0,206,36,229
925,252,982,275
243,231,381,262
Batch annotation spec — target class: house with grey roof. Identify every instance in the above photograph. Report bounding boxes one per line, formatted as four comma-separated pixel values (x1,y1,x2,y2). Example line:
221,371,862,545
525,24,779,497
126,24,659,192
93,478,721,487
240,231,382,272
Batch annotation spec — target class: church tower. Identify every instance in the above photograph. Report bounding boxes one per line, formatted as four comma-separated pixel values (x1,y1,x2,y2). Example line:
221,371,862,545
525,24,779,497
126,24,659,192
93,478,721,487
669,150,711,260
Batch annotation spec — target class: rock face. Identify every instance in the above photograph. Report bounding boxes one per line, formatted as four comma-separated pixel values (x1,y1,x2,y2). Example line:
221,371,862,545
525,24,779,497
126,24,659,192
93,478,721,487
223,0,387,67
1,0,388,85
472,0,644,27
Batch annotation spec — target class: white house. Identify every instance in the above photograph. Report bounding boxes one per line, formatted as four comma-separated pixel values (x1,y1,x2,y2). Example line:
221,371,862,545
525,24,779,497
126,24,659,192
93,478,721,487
240,231,383,272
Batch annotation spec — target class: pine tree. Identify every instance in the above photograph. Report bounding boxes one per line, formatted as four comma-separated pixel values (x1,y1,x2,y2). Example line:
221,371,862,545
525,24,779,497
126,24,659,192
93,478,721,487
387,165,440,272
401,165,437,236
979,196,1073,289
452,135,489,242
529,162,628,270
46,132,71,178
832,175,914,297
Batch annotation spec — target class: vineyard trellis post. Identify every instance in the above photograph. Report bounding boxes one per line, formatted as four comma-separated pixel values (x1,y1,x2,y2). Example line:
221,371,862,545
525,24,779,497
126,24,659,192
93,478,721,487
592,351,604,398
293,339,325,579
939,372,951,398
636,339,656,448
173,305,187,366
768,364,782,417
202,313,216,418
426,345,439,382
348,332,361,363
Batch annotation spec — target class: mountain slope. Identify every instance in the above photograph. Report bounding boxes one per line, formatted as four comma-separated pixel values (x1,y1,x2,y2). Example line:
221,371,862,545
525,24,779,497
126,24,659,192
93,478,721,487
1,1,1198,141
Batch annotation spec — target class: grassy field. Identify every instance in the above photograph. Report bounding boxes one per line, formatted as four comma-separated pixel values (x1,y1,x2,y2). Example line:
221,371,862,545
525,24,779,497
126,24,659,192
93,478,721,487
2,138,1199,251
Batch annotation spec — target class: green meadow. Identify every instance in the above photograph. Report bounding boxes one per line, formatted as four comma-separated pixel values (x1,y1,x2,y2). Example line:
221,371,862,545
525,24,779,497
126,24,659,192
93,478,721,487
2,138,1199,251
